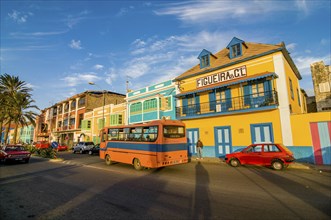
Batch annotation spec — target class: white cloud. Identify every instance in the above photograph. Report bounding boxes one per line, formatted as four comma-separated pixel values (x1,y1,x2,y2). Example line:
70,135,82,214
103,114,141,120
8,10,33,24
286,43,297,51
154,1,311,24
66,10,90,28
105,68,118,85
61,72,101,86
93,64,104,70
69,40,82,50
293,54,331,76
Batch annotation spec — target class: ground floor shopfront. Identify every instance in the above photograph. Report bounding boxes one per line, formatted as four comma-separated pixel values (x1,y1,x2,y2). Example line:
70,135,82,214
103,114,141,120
183,110,331,165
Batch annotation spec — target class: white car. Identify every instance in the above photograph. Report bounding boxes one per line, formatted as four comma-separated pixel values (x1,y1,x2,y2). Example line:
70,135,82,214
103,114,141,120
73,142,95,154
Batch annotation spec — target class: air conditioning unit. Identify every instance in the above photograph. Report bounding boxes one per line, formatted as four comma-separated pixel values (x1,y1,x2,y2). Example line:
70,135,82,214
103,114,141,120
216,104,222,112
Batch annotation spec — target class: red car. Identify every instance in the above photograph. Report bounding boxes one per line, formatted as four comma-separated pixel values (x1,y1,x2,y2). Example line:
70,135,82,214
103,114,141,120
0,145,31,164
35,141,50,149
224,143,295,170
57,144,68,151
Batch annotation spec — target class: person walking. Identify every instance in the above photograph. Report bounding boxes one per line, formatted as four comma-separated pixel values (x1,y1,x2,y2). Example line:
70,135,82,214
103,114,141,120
196,139,204,160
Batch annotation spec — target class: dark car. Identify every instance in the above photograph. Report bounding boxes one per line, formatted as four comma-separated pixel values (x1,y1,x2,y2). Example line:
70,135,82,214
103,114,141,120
88,144,100,155
0,145,31,163
224,143,295,170
73,142,95,154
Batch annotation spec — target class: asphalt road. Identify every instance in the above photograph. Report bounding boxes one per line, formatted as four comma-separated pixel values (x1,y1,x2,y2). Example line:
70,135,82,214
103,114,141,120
1,151,330,220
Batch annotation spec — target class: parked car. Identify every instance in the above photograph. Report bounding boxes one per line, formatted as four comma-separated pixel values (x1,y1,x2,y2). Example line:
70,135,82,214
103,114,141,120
0,145,31,164
73,142,95,154
35,141,50,149
57,144,68,151
88,144,100,155
224,143,295,170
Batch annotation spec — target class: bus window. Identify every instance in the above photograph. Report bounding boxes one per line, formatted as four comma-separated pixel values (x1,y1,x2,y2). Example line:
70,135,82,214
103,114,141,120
108,129,119,140
118,128,125,141
142,126,158,141
164,126,185,138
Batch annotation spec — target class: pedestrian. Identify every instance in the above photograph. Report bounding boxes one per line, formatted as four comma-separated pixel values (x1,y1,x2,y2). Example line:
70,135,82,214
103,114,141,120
196,139,204,160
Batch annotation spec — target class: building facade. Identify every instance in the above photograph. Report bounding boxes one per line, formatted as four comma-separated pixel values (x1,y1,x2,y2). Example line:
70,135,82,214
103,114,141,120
34,90,125,147
81,102,127,144
310,61,331,112
126,80,177,124
174,37,306,157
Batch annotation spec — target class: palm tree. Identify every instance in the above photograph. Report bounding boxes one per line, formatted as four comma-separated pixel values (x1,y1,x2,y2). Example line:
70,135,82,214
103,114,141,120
11,93,39,143
0,73,38,144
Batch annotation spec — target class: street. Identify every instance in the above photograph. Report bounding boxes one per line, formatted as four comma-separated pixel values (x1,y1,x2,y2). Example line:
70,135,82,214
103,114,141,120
1,152,330,220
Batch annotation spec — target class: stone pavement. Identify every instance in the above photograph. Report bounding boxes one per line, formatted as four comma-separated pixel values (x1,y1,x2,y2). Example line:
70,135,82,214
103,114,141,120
189,156,331,173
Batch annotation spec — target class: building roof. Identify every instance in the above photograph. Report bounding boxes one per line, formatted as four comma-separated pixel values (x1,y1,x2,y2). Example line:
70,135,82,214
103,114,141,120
175,40,301,81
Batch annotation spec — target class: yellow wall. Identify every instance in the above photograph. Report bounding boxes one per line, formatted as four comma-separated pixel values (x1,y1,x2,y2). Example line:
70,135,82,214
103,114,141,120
290,112,331,146
181,55,276,93
184,109,283,147
283,56,302,114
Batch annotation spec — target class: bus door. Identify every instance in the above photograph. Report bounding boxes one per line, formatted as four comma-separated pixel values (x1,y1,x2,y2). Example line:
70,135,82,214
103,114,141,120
187,128,199,156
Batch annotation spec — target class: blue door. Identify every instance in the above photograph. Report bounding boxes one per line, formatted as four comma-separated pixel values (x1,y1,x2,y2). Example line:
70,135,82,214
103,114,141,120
251,123,274,143
214,126,232,157
187,129,199,156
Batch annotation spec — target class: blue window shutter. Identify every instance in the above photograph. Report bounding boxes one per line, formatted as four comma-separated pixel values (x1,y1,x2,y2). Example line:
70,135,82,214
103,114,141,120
195,95,200,112
225,89,232,108
264,80,272,99
244,85,251,106
209,92,216,111
182,98,188,114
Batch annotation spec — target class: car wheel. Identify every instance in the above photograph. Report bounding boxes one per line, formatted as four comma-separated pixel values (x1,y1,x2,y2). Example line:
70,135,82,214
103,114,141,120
272,160,284,170
25,159,29,163
105,154,112,165
229,158,240,167
80,149,83,154
73,150,76,154
88,151,92,155
133,158,143,170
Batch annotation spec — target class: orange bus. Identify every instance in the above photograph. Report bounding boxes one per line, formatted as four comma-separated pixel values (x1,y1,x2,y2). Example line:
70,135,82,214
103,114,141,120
99,119,188,170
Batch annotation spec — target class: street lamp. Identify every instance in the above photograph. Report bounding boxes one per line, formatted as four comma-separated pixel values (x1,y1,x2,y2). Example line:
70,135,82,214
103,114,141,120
88,82,105,129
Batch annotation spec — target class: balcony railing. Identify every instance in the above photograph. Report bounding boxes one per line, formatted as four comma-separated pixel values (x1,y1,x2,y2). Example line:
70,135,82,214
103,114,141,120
176,90,278,119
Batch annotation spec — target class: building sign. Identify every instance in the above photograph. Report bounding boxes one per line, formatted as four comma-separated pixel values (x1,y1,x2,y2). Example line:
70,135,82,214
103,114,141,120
196,66,247,88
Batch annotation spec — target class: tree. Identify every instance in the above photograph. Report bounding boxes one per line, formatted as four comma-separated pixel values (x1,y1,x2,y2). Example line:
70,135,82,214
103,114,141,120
11,93,39,143
0,73,39,144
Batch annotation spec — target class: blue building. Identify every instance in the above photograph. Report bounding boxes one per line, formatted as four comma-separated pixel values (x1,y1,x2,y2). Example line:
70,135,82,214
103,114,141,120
126,80,177,124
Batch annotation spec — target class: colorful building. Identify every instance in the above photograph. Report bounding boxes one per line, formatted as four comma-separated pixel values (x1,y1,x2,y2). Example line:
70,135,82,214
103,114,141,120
174,37,315,159
34,90,125,147
18,125,34,144
126,79,177,124
81,102,126,143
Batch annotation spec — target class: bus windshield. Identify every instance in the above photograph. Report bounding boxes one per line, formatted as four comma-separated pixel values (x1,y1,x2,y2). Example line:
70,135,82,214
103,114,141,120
163,126,185,138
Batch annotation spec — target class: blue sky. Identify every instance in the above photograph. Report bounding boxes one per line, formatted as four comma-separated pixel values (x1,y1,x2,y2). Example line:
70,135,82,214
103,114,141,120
1,0,330,110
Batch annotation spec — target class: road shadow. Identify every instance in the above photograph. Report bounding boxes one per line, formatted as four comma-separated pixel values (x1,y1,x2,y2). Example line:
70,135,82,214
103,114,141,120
191,161,211,219
244,167,331,218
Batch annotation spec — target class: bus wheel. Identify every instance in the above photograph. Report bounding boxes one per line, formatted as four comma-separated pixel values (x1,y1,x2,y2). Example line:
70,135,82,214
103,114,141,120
133,158,143,170
105,155,112,166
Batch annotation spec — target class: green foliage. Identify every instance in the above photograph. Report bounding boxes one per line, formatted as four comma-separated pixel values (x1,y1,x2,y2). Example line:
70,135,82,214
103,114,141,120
24,145,57,159
24,145,37,154
39,148,57,159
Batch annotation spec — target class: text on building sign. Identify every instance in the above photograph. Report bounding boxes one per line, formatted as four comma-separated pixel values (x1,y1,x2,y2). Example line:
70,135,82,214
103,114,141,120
196,66,247,88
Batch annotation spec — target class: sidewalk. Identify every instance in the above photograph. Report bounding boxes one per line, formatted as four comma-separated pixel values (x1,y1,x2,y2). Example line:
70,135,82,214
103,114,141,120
189,156,331,172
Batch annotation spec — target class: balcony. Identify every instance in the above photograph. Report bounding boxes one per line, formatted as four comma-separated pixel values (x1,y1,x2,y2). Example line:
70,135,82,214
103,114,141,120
176,90,278,119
